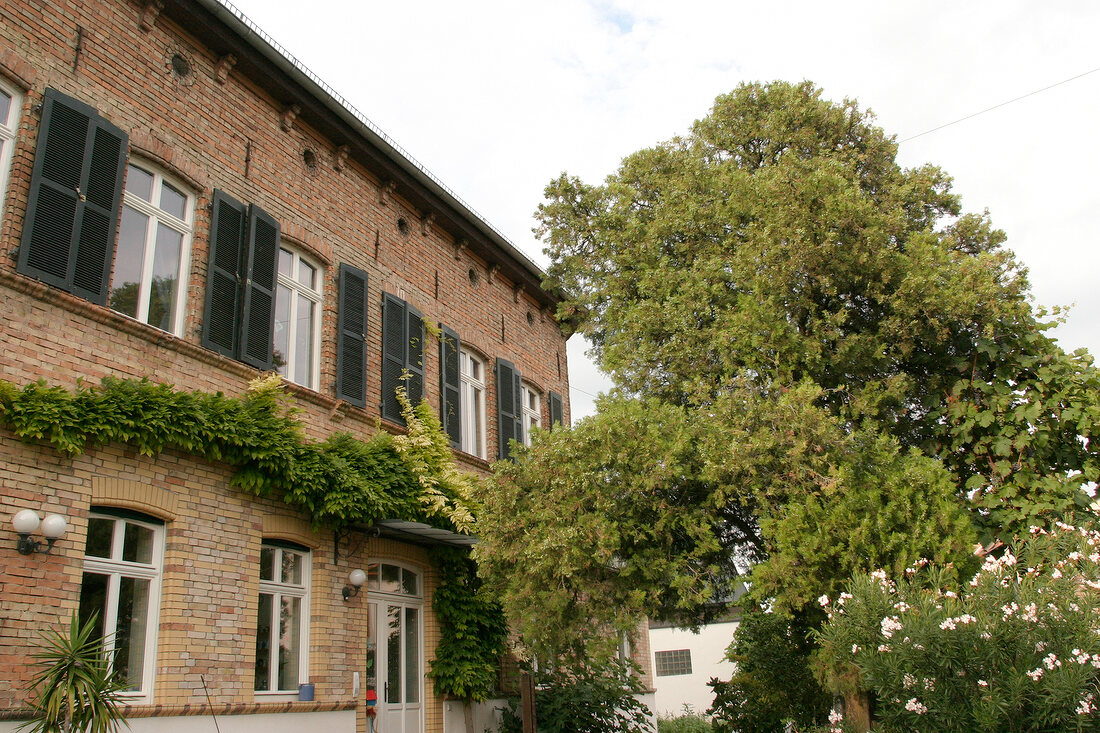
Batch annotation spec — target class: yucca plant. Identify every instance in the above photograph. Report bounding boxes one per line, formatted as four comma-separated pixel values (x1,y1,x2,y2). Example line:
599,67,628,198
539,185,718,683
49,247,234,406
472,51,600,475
20,613,128,733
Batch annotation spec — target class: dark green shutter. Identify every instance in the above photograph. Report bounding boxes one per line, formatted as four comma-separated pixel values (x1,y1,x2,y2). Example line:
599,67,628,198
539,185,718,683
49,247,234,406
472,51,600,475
497,358,522,460
18,88,127,305
381,293,407,423
239,205,279,370
406,304,425,408
439,325,461,448
549,391,564,428
201,189,247,358
336,264,369,408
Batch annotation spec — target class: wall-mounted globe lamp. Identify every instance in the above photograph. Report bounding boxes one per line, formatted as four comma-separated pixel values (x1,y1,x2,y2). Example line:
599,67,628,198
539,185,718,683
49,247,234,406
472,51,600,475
12,509,68,555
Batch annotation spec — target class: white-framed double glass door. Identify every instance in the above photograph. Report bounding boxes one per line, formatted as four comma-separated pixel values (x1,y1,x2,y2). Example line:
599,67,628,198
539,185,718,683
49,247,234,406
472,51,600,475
368,596,423,733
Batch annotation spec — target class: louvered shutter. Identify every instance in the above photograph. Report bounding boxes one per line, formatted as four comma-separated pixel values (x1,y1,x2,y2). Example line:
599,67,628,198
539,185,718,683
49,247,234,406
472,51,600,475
18,88,127,305
549,391,564,428
336,264,369,408
381,293,407,423
439,325,461,448
238,205,279,370
201,189,247,358
406,304,425,408
497,358,522,460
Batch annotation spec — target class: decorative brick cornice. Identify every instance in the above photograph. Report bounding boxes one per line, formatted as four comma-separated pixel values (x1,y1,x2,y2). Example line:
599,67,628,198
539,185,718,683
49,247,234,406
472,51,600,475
280,103,301,132
214,53,237,84
332,144,349,172
139,0,165,32
420,212,435,236
378,180,396,206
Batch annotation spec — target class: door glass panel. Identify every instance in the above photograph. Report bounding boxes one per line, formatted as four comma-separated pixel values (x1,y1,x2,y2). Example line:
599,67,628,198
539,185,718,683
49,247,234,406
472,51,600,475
278,595,301,690
386,605,401,703
294,295,313,386
125,165,154,201
85,518,114,558
405,606,419,703
111,206,148,318
402,569,418,596
115,576,151,690
255,592,273,690
381,564,401,594
148,223,182,332
366,603,377,695
121,522,155,564
78,571,109,640
280,550,302,585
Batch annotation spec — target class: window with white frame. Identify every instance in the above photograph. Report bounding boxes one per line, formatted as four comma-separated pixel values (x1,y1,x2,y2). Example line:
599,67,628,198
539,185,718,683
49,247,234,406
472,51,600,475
79,510,165,700
255,542,310,693
521,383,541,446
0,78,23,220
460,349,486,458
109,162,193,335
273,247,322,389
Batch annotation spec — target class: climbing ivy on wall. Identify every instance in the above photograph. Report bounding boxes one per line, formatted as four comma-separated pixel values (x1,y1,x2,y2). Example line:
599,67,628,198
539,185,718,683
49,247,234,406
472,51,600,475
0,373,474,532
427,547,509,703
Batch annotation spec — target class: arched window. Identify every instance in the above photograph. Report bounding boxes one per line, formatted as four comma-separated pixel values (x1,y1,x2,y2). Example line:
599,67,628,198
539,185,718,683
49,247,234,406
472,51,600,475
255,541,311,694
273,247,323,389
80,509,165,701
109,161,194,336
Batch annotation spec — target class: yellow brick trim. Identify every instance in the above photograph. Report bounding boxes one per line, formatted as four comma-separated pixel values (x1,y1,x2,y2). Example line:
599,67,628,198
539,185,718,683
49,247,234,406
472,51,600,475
90,477,178,520
262,514,320,549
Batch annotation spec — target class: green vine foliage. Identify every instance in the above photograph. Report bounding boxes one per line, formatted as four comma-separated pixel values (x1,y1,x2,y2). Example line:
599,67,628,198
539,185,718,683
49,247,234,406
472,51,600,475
0,374,474,533
427,547,509,703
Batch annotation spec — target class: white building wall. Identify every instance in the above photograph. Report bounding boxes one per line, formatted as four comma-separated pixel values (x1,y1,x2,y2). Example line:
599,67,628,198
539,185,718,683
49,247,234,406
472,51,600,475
648,620,739,718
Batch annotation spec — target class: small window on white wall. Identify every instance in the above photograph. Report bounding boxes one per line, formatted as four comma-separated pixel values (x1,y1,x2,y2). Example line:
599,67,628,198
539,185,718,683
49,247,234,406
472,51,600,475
80,510,165,701
521,383,541,446
274,247,322,389
109,161,194,335
460,349,487,459
655,649,693,676
0,78,23,220
256,542,311,693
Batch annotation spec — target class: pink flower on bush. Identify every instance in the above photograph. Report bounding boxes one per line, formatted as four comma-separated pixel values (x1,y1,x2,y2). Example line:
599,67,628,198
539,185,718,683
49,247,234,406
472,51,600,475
904,698,927,714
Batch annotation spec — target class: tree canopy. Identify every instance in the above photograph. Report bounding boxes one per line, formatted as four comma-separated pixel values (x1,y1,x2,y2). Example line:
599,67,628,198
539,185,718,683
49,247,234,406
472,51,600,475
474,81,1100,655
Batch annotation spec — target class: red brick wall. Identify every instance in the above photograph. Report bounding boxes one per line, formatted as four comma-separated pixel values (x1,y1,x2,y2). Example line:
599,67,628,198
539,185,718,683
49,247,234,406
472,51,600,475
0,0,575,730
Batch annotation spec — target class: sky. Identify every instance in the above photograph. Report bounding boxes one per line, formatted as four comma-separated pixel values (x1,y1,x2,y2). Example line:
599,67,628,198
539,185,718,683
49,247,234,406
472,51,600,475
223,0,1100,419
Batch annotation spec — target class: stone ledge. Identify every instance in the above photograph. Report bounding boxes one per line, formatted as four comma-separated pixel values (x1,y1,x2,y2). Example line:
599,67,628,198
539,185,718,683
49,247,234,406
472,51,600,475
0,699,357,721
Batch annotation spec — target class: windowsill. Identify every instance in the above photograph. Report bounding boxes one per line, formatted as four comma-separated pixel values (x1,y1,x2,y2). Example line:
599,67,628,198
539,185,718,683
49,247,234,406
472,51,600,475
254,691,303,702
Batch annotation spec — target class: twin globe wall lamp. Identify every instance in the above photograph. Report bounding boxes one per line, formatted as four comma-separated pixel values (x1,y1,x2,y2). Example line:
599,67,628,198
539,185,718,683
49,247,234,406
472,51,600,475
12,509,68,555
342,568,367,601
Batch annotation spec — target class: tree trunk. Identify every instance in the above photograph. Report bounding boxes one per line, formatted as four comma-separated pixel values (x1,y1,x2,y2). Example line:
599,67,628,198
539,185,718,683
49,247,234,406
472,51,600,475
520,672,537,733
463,699,474,733
844,692,871,732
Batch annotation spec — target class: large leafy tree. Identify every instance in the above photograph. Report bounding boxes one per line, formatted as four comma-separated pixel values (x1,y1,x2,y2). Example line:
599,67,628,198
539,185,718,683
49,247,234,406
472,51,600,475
475,80,1100,656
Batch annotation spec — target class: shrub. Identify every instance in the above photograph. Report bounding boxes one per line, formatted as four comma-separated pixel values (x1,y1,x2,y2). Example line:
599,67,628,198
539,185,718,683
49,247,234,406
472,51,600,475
499,656,654,733
21,613,127,733
657,708,713,733
815,522,1100,732
708,609,831,733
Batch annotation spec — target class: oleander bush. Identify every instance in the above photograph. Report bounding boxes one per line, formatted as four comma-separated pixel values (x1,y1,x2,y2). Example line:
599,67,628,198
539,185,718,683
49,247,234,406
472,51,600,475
815,522,1100,732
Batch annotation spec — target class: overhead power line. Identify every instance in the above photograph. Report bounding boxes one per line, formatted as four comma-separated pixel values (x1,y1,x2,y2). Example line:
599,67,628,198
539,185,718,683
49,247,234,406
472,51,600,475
899,65,1100,143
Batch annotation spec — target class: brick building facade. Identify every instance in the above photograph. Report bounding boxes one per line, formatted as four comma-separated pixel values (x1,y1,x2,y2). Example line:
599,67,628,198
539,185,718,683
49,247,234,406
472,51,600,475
0,1,628,731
